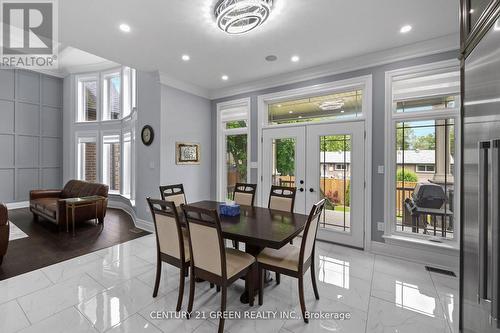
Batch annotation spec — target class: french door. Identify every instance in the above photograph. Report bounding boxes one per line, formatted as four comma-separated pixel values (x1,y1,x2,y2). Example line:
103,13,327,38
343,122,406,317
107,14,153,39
262,121,365,248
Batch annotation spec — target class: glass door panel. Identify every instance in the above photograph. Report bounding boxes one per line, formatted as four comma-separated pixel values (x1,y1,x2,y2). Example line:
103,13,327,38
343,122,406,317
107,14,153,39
306,122,365,248
319,134,351,233
262,127,306,213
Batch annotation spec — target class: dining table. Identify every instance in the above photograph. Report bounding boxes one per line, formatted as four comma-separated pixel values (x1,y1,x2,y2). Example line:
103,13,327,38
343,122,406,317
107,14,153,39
183,200,310,304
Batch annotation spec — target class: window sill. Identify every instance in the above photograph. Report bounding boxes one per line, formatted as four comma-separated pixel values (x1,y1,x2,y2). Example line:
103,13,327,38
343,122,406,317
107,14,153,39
382,234,459,255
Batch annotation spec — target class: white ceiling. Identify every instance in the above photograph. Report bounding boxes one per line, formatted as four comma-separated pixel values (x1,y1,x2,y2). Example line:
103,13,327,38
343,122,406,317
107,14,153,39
58,0,459,97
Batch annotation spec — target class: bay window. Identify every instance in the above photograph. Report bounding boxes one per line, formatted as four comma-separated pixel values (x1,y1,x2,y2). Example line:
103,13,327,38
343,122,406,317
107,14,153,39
74,67,137,200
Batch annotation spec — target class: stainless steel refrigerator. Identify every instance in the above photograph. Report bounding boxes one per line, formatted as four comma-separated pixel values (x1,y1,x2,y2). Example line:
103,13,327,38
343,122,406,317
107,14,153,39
462,14,500,333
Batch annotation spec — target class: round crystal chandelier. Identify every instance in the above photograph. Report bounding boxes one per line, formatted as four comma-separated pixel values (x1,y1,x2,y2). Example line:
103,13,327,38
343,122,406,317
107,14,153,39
215,0,273,35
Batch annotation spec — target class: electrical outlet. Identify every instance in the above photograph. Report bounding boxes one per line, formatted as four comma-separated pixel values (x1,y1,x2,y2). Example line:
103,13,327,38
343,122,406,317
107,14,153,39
377,222,385,231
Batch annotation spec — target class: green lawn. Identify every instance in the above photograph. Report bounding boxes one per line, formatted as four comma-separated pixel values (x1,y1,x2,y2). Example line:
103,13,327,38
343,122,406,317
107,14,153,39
332,205,350,213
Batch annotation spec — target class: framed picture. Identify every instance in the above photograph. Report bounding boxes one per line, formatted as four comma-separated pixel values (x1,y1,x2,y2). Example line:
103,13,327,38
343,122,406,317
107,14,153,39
176,142,201,165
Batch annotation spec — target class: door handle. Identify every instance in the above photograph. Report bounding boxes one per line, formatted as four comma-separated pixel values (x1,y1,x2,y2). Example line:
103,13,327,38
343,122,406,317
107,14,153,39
309,188,314,193
479,141,490,302
299,188,304,192
491,140,500,324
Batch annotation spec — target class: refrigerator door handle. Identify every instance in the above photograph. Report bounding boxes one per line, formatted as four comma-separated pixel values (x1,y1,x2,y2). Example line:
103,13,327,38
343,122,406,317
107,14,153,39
491,140,500,325
479,141,490,302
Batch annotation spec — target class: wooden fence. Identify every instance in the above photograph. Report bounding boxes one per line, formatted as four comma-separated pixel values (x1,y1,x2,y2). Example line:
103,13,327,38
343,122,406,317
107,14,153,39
396,181,418,216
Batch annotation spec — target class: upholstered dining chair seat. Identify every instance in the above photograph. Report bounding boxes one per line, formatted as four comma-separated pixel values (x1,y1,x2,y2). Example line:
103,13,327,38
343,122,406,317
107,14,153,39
257,244,301,272
225,248,255,278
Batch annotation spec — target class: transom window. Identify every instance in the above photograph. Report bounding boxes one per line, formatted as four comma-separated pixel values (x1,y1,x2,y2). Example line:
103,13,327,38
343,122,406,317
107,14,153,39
268,89,363,125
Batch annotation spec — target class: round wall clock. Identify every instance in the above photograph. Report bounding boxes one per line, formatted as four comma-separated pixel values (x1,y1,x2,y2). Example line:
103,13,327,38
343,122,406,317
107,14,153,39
141,125,154,146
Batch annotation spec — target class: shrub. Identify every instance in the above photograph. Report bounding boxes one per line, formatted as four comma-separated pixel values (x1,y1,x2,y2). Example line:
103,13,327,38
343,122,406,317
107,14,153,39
397,169,418,182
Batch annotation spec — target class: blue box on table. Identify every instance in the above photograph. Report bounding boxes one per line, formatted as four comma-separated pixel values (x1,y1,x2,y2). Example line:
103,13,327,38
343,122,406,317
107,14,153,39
220,204,240,216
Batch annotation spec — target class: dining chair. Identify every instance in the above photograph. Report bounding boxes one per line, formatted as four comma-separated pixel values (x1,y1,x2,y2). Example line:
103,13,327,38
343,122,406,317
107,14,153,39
268,185,297,283
159,184,186,206
182,204,256,333
257,199,326,323
268,185,296,212
233,183,257,206
232,183,257,249
146,198,190,312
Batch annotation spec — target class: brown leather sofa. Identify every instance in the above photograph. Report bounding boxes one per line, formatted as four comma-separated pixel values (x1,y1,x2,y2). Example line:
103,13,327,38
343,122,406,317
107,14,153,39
30,180,109,229
0,203,9,265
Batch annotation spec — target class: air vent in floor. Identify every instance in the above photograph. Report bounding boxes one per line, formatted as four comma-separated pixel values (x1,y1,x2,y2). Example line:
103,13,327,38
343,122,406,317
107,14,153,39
425,266,456,277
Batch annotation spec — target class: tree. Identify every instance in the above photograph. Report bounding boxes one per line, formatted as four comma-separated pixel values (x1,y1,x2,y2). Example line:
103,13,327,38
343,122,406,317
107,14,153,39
320,135,351,152
226,134,247,182
414,133,436,150
276,139,295,176
396,126,415,150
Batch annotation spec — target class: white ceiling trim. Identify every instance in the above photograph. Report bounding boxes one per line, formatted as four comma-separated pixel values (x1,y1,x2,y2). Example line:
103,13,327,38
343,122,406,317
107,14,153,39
159,72,211,99
209,33,459,100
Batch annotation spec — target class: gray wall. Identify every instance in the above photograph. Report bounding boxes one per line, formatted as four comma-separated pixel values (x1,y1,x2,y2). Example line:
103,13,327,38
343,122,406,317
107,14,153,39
211,50,459,243
135,71,162,221
0,69,63,202
160,85,212,204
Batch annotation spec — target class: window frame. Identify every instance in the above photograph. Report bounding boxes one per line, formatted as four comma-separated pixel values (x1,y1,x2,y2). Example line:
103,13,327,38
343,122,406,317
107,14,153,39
416,164,436,173
384,59,461,244
101,130,122,194
75,131,99,182
101,69,122,121
76,74,100,123
216,98,251,202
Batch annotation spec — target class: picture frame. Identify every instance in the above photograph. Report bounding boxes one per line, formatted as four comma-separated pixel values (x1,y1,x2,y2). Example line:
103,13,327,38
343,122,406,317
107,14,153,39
176,142,201,165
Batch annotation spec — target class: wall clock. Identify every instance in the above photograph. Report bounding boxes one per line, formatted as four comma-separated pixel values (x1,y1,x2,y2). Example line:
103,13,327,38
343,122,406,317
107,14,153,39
141,125,154,146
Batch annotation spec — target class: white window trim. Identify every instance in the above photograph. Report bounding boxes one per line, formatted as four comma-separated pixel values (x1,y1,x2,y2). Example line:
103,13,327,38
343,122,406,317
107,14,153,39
72,67,137,203
383,59,461,247
216,97,251,202
75,130,99,182
416,164,435,173
75,74,100,123
101,129,122,194
256,75,373,250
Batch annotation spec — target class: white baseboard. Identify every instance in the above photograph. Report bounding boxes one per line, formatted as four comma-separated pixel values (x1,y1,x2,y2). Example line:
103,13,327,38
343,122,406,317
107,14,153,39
135,219,154,233
370,240,459,272
107,199,154,233
6,201,29,210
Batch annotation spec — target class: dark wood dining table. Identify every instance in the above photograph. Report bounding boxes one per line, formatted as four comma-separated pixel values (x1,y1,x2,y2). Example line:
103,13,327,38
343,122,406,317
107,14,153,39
184,200,310,303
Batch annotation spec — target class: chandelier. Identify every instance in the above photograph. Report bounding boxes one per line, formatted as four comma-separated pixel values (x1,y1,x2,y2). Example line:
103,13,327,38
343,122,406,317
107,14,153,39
215,0,273,35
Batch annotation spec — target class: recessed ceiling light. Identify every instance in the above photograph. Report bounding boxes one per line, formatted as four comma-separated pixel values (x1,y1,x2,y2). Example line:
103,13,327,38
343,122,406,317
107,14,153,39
265,55,278,62
119,24,131,33
288,110,294,114
400,25,412,34
291,55,300,62
340,110,345,113
182,54,190,61
221,75,229,81
277,104,282,107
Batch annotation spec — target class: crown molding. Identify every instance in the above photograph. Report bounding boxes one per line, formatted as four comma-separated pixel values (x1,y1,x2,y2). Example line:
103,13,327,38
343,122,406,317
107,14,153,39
208,33,460,100
159,72,211,99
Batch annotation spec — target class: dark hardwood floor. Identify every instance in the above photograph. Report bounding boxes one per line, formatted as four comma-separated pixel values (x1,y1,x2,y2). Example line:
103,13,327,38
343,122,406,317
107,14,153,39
0,207,150,281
